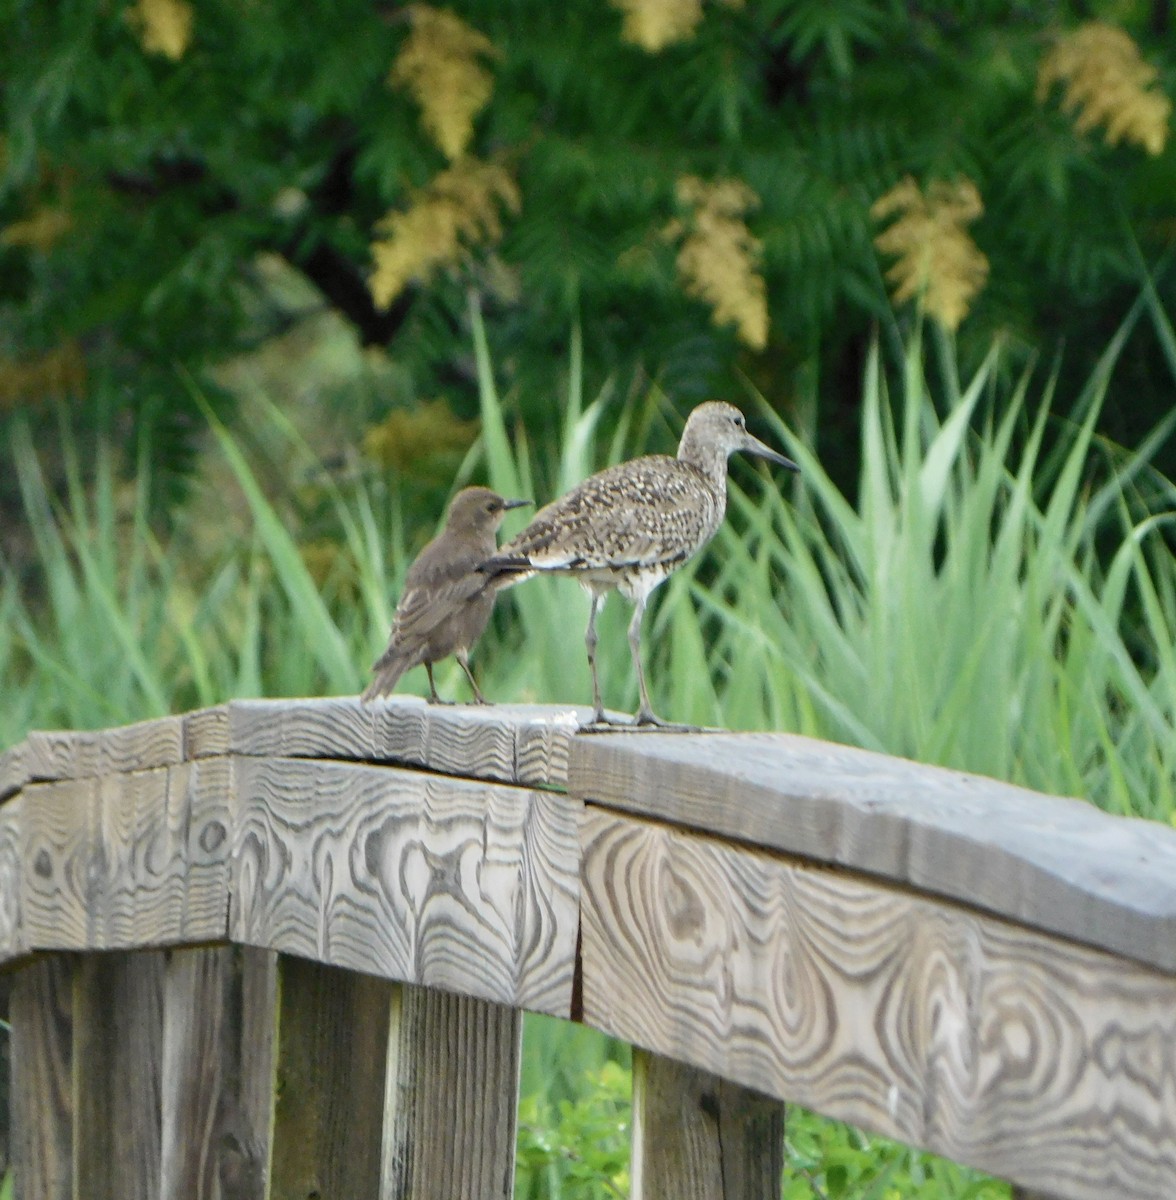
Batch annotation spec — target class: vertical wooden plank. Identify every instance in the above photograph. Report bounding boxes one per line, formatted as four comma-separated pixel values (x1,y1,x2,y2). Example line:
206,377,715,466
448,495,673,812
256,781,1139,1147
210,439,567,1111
73,951,165,1200
0,973,9,1178
631,1050,784,1200
268,955,390,1200
10,955,74,1200
382,984,521,1200
157,944,273,1200
160,947,228,1200
217,947,277,1200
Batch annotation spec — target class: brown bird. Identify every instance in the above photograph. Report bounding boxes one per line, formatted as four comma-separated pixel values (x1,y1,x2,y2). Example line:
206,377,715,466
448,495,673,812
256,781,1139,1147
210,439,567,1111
362,486,530,705
480,402,798,727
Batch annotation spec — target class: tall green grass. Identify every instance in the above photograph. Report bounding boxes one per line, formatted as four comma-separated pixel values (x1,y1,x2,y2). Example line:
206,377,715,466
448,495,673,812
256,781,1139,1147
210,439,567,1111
3,304,1175,1198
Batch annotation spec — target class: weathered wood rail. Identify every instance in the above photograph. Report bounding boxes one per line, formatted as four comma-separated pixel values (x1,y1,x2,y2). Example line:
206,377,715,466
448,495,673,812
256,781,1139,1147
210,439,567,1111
1,696,1175,1199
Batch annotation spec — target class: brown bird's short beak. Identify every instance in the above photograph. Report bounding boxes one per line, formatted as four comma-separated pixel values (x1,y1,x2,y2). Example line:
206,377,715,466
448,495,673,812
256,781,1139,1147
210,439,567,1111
742,433,799,473
502,498,532,510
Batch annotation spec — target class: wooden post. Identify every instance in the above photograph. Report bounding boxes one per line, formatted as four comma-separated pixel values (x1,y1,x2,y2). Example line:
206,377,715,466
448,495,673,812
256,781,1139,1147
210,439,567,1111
268,955,391,1200
159,945,275,1200
10,956,74,1200
72,951,166,1200
382,984,521,1200
631,1050,784,1200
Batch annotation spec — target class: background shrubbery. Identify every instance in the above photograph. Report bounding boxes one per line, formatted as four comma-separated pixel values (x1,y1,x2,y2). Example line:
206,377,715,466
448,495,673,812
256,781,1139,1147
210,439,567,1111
5,0,1176,499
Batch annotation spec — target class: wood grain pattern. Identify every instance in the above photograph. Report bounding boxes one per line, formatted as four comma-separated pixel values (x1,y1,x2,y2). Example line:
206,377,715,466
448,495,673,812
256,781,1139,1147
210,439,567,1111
183,696,592,787
631,1050,784,1200
579,809,1176,1200
73,951,166,1200
0,742,27,803
383,984,521,1199
269,955,391,1200
10,955,74,1200
0,795,24,963
16,716,185,784
22,778,96,950
182,757,234,941
94,766,174,946
570,731,1176,972
412,701,591,789
231,756,580,1016
21,763,232,953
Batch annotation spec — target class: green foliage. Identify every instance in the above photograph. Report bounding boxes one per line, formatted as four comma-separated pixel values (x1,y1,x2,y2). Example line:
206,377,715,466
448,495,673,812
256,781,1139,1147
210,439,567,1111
516,1021,631,1199
784,1107,1010,1199
5,0,1176,501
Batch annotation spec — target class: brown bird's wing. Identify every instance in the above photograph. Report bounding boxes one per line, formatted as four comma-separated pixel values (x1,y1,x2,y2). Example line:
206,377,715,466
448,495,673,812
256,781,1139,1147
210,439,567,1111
486,457,720,573
386,535,491,650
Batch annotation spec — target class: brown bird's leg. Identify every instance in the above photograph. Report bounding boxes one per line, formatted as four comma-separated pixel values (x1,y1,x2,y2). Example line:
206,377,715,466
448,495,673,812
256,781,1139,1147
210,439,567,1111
456,650,488,704
425,663,454,705
584,592,607,724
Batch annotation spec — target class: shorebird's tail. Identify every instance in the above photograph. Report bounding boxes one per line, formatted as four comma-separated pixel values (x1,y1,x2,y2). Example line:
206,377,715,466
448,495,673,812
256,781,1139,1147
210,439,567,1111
361,648,413,702
476,554,536,588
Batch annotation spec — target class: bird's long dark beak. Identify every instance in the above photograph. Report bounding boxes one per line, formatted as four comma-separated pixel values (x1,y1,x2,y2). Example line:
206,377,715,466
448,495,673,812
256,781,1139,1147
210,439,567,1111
502,498,532,511
741,433,799,473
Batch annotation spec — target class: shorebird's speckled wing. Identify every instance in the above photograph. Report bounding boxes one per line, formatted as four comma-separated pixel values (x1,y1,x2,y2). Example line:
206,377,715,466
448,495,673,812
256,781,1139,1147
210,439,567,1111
492,456,722,572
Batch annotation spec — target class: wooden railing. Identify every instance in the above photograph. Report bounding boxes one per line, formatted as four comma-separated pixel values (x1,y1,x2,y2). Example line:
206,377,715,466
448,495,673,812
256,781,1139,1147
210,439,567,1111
1,697,1175,1199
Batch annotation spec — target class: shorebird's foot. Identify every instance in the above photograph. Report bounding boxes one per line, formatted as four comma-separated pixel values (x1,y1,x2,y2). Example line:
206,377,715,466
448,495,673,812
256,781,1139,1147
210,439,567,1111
425,695,456,706
471,695,492,706
578,709,629,733
634,708,699,733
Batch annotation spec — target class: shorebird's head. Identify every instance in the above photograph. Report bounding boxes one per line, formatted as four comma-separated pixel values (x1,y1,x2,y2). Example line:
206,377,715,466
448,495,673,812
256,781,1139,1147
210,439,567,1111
446,487,531,534
678,402,799,472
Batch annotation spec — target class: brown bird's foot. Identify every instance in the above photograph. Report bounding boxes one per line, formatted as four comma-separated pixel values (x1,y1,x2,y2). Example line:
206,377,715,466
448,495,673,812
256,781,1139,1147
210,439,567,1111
470,695,493,706
425,695,456,706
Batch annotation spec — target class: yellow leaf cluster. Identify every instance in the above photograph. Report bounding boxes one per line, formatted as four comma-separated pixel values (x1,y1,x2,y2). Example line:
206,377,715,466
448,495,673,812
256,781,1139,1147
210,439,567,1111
1037,22,1171,156
129,0,194,61
611,0,742,52
872,177,989,332
390,6,497,160
369,159,520,309
612,0,703,51
362,399,479,473
0,341,87,411
664,176,769,351
2,207,72,252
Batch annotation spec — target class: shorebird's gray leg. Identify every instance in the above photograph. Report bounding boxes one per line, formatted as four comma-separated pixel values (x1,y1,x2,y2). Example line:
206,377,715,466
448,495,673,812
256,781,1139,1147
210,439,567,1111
424,663,454,705
629,595,698,732
628,596,661,725
585,592,608,723
456,650,488,704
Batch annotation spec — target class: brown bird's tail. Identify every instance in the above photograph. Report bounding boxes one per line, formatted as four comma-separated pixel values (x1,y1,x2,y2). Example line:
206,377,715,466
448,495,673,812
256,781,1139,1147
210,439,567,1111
361,649,413,703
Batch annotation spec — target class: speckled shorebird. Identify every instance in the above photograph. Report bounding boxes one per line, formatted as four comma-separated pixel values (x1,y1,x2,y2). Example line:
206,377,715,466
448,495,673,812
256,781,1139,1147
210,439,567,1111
362,486,529,705
480,402,798,727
